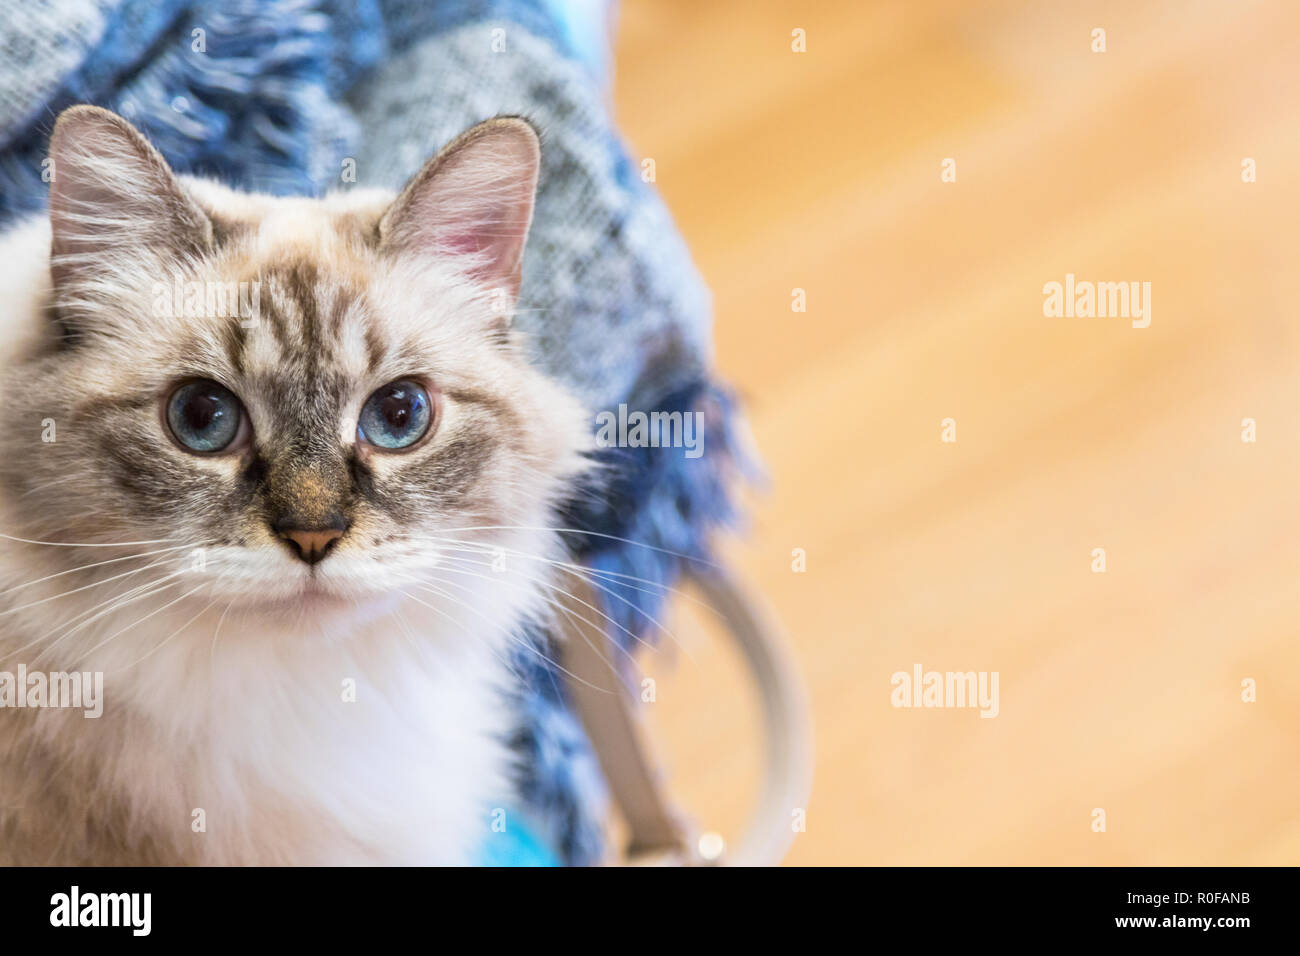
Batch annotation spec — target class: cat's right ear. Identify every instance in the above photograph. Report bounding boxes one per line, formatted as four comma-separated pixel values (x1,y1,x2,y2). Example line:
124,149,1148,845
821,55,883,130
47,106,213,299
377,118,541,301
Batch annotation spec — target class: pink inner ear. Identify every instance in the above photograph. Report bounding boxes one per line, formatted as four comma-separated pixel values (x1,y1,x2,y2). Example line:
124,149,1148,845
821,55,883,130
421,213,526,286
398,184,533,293
381,121,539,295
440,229,490,258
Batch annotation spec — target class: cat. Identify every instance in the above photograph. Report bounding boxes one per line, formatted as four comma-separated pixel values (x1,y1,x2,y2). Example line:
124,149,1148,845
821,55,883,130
0,106,592,864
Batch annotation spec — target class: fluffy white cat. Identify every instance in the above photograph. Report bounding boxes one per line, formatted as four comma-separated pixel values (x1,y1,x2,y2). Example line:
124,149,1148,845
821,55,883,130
0,106,590,864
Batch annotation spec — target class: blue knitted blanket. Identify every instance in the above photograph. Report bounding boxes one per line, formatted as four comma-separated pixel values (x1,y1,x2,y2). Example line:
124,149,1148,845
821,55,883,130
0,0,745,864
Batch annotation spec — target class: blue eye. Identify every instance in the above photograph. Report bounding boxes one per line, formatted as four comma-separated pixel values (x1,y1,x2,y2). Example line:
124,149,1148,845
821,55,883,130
358,380,433,450
165,380,245,453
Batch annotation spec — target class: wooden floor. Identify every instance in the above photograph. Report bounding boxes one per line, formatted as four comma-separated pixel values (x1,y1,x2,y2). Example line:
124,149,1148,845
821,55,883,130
612,0,1300,864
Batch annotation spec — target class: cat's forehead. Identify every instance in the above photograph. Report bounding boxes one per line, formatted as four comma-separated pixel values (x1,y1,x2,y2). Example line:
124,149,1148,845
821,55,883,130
153,259,486,415
111,179,506,408
235,259,375,383
184,178,392,244
173,188,389,381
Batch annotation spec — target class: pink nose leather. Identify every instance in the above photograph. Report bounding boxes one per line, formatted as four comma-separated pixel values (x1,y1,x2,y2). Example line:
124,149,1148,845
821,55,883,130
279,527,344,565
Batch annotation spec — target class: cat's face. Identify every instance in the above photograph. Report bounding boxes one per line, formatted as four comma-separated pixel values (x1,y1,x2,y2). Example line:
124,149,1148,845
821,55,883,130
0,107,588,621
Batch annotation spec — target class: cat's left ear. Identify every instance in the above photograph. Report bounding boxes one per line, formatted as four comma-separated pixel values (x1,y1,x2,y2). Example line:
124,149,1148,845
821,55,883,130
378,117,541,300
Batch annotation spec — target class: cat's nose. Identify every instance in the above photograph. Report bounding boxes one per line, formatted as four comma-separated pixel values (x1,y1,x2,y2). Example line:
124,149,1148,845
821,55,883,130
274,521,348,565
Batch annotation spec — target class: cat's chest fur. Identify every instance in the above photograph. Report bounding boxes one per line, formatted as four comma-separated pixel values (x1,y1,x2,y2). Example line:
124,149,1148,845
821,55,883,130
0,592,519,865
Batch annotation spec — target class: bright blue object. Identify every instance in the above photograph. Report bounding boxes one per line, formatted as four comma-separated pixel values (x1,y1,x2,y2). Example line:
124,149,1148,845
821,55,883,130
476,813,562,867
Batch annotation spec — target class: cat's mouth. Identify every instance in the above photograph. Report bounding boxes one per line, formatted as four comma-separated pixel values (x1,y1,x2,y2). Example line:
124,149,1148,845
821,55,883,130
235,576,373,617
296,580,352,605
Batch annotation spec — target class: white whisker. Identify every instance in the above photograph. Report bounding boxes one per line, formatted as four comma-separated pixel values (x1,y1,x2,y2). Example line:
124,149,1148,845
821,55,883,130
22,572,187,668
421,569,629,691
0,550,196,619
0,532,191,548
432,550,656,663
115,596,220,673
426,537,706,656
73,582,211,668
0,541,207,600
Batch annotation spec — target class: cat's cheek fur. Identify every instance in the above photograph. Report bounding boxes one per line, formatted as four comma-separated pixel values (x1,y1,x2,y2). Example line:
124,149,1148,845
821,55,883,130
0,575,524,864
